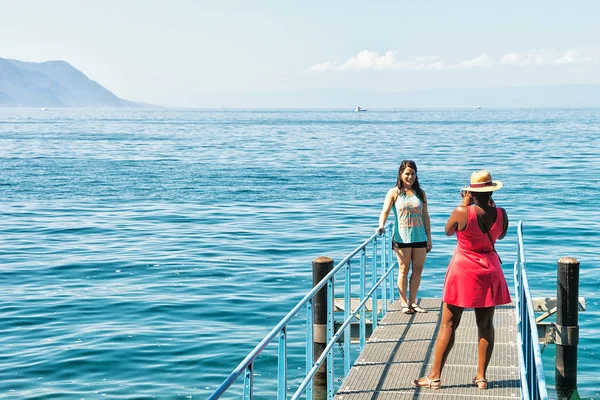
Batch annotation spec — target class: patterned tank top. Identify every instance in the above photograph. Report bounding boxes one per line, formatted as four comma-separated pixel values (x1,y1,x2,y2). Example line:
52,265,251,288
392,189,428,244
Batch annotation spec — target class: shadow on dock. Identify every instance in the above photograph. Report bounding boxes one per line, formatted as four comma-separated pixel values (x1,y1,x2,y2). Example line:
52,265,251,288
334,299,521,399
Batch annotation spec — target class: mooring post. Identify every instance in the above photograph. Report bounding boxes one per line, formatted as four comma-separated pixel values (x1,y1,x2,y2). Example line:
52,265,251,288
312,256,333,390
555,257,580,398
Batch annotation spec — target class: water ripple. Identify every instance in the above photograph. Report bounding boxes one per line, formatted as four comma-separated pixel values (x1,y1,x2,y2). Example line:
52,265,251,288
0,107,598,398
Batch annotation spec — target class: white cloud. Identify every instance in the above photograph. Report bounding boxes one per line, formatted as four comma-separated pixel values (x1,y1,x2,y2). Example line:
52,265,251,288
410,56,446,70
554,48,598,64
308,50,491,72
501,47,599,66
338,50,398,71
309,47,600,73
308,61,338,72
500,52,525,66
452,53,493,69
501,49,558,66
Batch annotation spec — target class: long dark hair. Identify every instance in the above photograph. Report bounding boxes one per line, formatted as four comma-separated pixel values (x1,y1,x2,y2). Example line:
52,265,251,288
396,160,425,202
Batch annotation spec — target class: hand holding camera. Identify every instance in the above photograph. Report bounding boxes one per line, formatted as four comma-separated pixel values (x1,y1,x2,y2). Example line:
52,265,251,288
460,188,473,206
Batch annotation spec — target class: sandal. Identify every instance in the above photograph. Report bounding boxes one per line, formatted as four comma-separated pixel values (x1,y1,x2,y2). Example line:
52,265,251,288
411,303,428,313
401,305,414,314
412,376,441,389
473,378,488,390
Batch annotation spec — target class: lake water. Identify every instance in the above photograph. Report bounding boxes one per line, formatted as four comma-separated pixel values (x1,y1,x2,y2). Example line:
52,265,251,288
0,108,598,399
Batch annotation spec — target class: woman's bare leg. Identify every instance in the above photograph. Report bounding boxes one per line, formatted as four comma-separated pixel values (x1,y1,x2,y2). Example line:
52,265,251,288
394,247,412,307
474,306,495,382
428,303,464,379
409,247,426,305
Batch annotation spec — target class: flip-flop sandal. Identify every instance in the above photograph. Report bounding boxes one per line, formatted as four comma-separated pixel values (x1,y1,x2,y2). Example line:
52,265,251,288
473,378,488,390
401,305,414,314
412,376,441,389
411,303,428,313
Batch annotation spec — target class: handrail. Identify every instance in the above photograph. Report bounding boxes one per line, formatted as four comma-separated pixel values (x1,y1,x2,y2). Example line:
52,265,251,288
208,221,396,400
291,267,395,400
515,221,549,400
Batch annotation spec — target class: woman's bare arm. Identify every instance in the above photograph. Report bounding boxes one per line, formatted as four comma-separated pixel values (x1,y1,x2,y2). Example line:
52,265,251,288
445,206,468,236
422,190,432,252
498,207,509,240
377,188,397,233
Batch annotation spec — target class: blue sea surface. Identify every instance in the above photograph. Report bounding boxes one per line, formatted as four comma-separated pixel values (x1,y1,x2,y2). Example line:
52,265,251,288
0,108,598,399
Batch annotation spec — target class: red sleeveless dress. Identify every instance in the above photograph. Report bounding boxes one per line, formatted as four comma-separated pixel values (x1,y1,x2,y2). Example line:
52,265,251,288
442,206,511,308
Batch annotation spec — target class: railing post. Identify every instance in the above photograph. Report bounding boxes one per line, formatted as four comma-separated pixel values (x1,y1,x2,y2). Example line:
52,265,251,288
312,256,333,391
359,249,366,351
326,277,334,399
344,261,351,376
555,257,580,399
387,228,394,303
278,327,287,400
381,232,389,315
243,364,253,400
305,300,313,400
371,240,378,330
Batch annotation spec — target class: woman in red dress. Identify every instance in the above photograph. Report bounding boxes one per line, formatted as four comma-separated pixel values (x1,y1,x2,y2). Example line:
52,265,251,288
413,170,510,390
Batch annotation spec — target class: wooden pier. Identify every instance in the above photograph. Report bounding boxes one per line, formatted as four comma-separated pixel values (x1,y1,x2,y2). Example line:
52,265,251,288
335,298,521,399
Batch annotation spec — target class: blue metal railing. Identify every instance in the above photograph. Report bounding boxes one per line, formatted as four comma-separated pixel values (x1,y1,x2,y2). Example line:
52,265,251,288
514,221,549,400
208,222,396,400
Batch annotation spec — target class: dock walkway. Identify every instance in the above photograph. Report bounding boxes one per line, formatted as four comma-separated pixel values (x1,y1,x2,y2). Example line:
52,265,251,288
335,298,521,399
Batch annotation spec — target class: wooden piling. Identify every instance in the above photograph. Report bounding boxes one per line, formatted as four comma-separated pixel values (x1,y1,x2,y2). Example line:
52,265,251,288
555,257,580,398
312,256,333,389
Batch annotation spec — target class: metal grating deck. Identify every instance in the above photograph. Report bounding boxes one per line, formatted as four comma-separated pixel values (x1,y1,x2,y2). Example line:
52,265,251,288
335,298,521,399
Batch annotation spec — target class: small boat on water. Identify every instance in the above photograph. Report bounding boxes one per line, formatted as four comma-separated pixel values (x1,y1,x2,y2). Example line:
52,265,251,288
355,106,366,112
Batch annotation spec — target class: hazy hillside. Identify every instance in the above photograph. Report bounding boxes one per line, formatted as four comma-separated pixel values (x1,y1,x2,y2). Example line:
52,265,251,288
0,58,136,107
193,85,600,108
3,57,599,108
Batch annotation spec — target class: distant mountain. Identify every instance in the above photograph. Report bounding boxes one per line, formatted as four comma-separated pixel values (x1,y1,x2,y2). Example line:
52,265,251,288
0,57,139,107
191,85,600,108
377,85,600,108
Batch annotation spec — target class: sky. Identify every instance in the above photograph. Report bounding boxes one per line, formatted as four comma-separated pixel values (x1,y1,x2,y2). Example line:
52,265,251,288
1,0,599,107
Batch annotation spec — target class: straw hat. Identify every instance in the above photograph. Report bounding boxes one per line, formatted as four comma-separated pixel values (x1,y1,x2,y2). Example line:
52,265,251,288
464,170,503,192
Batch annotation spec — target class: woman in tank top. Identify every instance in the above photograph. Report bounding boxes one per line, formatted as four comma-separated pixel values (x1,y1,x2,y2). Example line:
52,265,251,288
377,160,432,314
